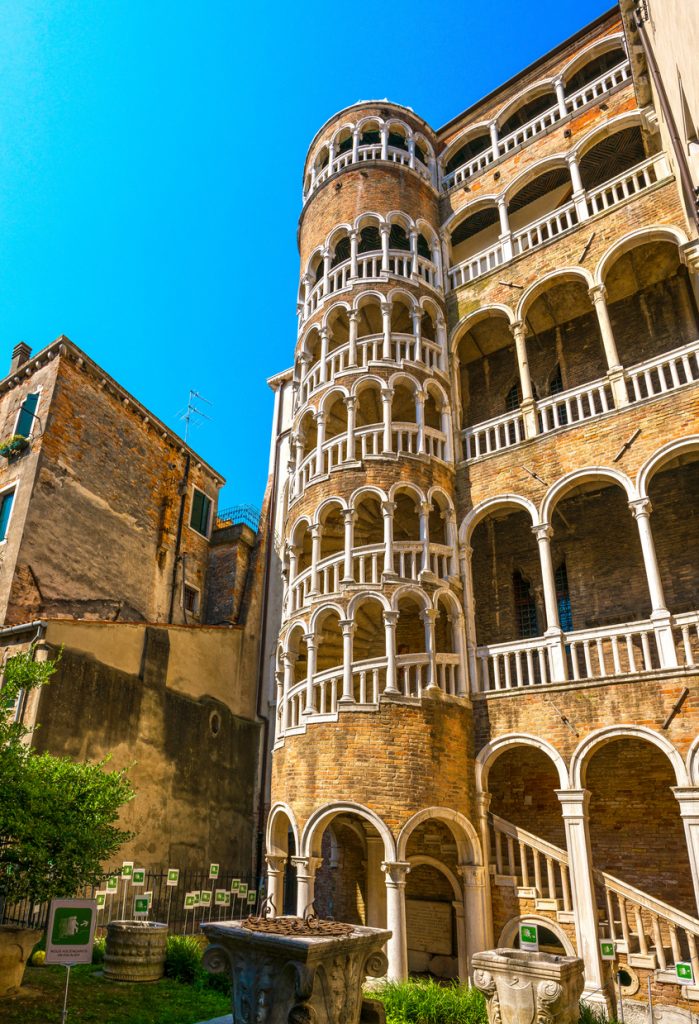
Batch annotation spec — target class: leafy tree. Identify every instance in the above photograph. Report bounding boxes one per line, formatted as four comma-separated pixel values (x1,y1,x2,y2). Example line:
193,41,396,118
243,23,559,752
0,645,134,908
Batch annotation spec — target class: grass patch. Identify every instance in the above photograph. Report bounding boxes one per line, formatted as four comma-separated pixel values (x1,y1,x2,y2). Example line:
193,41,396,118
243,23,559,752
371,978,487,1024
1,963,230,1024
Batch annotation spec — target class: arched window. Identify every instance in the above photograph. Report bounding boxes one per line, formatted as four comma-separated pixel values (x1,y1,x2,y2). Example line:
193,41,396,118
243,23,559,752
549,363,568,425
505,382,522,412
513,570,538,638
358,226,381,253
389,224,410,251
331,237,351,267
417,234,431,260
555,561,573,632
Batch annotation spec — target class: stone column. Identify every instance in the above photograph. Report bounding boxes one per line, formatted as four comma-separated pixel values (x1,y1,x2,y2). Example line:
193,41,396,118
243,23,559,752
629,498,677,668
411,308,423,364
568,153,590,222
510,320,538,437
554,76,568,119
437,317,447,372
341,508,355,583
380,223,391,274
422,607,439,692
380,125,388,161
533,524,567,682
265,855,287,918
588,285,628,407
382,861,411,981
419,500,431,575
303,633,317,714
302,274,311,321
672,788,699,916
409,228,419,278
489,121,499,162
381,500,396,578
348,307,359,365
556,790,609,1007
345,396,357,461
365,835,387,928
497,196,513,261
327,140,336,172
460,544,479,693
459,864,491,978
680,239,699,310
351,129,359,163
292,856,322,916
408,136,416,170
381,387,393,453
383,610,399,693
381,301,392,360
314,412,326,478
319,327,330,383
309,523,322,596
475,792,495,948
416,390,427,454
445,510,459,577
322,247,331,299
282,652,296,732
339,619,355,703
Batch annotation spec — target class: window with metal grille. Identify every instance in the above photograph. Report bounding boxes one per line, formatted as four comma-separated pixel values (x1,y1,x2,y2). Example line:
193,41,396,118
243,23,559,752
183,584,199,614
513,570,538,638
15,393,38,438
555,561,573,632
505,382,522,412
549,364,567,425
190,489,212,537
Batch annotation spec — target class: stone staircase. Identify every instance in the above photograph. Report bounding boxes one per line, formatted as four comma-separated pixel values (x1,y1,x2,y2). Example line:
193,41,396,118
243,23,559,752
491,814,699,987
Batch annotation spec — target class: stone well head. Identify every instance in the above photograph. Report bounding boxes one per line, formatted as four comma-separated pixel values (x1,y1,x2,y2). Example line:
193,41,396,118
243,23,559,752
472,948,585,1024
202,917,391,1024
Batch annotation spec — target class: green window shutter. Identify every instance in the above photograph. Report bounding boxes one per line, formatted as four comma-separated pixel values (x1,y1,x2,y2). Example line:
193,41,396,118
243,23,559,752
190,489,211,535
16,393,39,438
0,490,15,541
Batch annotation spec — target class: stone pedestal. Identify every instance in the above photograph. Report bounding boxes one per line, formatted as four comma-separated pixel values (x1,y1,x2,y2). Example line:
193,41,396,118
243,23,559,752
104,920,168,982
472,948,585,1024
202,919,391,1024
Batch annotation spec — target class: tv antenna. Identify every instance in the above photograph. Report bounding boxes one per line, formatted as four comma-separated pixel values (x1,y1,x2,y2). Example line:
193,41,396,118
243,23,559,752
178,389,213,443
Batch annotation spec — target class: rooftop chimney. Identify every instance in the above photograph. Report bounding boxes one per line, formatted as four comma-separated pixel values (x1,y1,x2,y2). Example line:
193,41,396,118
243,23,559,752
10,342,31,375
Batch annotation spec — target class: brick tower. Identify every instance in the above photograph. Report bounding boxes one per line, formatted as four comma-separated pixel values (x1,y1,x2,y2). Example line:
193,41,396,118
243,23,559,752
264,6,699,1012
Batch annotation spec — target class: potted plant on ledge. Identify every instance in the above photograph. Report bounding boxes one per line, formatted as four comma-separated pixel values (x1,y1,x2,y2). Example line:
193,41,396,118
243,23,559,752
0,645,135,995
0,435,30,460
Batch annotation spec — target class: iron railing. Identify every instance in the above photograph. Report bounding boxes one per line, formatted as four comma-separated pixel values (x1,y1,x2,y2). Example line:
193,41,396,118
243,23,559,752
214,504,261,532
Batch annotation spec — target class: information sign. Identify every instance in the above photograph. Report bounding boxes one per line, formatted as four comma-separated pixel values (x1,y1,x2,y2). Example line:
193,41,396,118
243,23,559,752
184,893,196,909
133,896,149,918
677,962,695,984
166,868,179,886
247,890,257,905
200,889,212,907
95,893,107,910
131,868,145,886
209,863,220,879
231,879,240,892
215,889,229,906
519,923,539,952
45,899,97,965
106,875,119,893
600,940,616,961
121,861,134,879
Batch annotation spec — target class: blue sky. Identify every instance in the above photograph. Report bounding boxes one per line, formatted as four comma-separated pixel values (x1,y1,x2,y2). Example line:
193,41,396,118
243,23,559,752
0,0,613,507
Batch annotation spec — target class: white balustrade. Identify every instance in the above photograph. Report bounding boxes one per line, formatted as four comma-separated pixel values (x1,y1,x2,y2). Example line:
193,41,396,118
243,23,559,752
424,426,447,460
440,61,632,193
537,378,613,434
448,239,504,289
435,653,461,695
323,432,348,473
351,657,386,704
477,636,552,692
566,620,660,680
353,544,383,585
585,153,668,217
565,60,631,112
625,339,699,403
393,542,421,580
396,654,429,697
356,335,383,365
490,814,572,912
304,144,432,201
462,410,525,461
512,199,578,256
674,611,699,668
417,255,438,287
356,424,383,459
393,423,419,455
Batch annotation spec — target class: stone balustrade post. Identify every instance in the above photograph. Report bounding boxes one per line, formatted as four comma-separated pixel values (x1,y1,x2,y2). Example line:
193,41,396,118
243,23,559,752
303,633,317,714
629,498,678,668
416,390,427,455
341,508,356,583
411,308,423,363
380,223,391,274
345,396,357,461
382,861,411,981
497,196,513,261
381,387,393,453
348,308,359,365
588,285,628,407
383,610,399,693
381,500,396,579
510,320,538,438
381,301,392,361
314,412,326,478
554,76,568,119
421,607,439,692
339,619,355,703
533,523,567,682
309,523,322,596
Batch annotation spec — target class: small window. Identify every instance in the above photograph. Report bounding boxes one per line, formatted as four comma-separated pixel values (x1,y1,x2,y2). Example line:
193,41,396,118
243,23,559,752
0,490,15,542
183,584,200,614
190,489,212,537
15,393,39,439
505,382,522,412
555,562,573,632
514,570,539,639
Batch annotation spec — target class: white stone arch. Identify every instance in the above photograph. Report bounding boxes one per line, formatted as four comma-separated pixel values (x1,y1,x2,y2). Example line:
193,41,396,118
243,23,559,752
439,121,493,173
516,266,595,322
426,484,456,514
476,733,570,794
351,373,386,400
418,293,444,320
388,479,426,504
347,589,391,620
282,619,310,654
314,495,349,526
387,369,422,394
539,466,636,524
386,285,419,313
328,120,356,151
318,384,350,417
559,31,627,85
416,217,439,247
309,600,346,635
384,117,411,141
355,113,386,135
353,288,386,312
570,725,688,788
459,494,538,545
442,195,500,242
266,801,300,859
495,77,557,132
287,512,313,544
413,131,435,162
391,583,431,613
385,209,414,236
594,224,690,286
503,153,570,206
348,483,389,509
432,586,464,620
300,800,396,860
396,806,483,864
686,736,699,786
303,243,325,282
498,914,576,955
571,109,645,164
325,221,353,252
637,435,699,499
408,855,462,898
354,210,386,233
424,376,451,409
450,303,516,355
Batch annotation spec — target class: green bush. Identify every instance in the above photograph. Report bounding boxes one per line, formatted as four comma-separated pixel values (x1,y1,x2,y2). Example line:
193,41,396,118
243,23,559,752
92,936,107,964
371,979,486,1024
165,935,204,985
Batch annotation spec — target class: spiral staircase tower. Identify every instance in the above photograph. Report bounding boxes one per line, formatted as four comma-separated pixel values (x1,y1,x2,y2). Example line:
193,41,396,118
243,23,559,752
266,102,487,980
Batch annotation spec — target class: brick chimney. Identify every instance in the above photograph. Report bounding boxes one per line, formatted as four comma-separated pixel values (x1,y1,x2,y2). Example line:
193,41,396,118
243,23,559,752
9,343,31,375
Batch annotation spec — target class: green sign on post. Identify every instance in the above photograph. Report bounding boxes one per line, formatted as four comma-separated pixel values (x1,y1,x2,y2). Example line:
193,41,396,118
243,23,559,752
121,861,134,879
106,876,119,893
677,962,695,984
45,900,98,965
209,863,220,879
600,941,616,961
247,890,257,905
184,893,196,909
519,923,539,951
200,890,212,907
95,893,107,910
132,868,145,886
167,868,179,886
215,889,228,906
239,883,248,898
231,879,240,892
133,897,149,918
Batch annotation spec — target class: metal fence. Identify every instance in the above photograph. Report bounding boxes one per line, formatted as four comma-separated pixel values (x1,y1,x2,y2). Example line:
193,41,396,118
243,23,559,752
0,866,262,935
214,504,261,532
